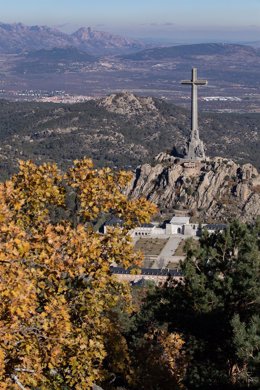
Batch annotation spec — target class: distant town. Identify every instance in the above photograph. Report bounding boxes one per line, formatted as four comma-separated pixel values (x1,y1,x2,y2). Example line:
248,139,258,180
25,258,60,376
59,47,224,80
1,87,260,114
1,39,260,113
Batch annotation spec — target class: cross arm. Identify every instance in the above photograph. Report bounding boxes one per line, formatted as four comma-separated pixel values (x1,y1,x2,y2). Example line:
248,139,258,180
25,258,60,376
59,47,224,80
181,80,192,85
195,80,208,85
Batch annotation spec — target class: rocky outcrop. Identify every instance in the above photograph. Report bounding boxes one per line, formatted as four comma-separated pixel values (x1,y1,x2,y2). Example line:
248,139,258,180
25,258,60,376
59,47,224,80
128,154,260,223
99,92,159,118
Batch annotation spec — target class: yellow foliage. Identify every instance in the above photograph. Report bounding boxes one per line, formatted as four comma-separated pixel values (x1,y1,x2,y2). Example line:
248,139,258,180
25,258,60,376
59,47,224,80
159,331,186,387
0,158,156,389
134,327,186,389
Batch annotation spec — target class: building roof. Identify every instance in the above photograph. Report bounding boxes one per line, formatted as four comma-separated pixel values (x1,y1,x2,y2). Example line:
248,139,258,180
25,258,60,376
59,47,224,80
111,266,182,277
170,216,190,225
140,223,155,228
105,217,123,226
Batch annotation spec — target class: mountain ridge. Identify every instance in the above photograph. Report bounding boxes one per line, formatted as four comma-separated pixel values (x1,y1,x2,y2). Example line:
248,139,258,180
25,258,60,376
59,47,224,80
122,42,259,60
0,22,146,55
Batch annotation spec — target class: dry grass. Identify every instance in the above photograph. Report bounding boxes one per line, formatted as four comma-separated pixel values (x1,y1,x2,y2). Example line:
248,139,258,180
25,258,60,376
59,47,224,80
167,261,180,270
134,238,169,256
174,239,186,256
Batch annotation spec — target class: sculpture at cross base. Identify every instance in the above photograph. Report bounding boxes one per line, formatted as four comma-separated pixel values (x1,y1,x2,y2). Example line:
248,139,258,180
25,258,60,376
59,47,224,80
181,68,207,160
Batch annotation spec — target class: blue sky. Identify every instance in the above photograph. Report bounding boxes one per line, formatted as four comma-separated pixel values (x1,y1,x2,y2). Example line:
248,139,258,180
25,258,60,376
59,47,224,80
1,0,260,43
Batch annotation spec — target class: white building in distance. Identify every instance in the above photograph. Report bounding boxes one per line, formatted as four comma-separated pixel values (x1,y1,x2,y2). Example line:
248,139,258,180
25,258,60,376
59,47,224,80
132,216,226,238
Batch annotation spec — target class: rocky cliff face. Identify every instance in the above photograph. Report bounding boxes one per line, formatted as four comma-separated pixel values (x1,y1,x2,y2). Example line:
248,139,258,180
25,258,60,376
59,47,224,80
128,154,260,223
71,27,144,52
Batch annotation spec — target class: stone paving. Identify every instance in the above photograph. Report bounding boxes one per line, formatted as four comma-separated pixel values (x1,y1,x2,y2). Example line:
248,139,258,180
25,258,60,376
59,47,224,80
153,235,183,268
134,234,199,269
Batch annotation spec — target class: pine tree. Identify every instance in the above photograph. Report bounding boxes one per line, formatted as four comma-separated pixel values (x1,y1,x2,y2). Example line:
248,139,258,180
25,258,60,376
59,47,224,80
133,221,260,389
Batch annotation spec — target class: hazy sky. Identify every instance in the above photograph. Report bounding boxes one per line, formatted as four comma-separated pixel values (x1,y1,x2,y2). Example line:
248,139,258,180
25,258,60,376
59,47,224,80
1,0,260,43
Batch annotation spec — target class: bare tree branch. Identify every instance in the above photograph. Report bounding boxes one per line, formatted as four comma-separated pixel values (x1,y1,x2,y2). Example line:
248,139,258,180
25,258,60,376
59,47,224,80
15,368,35,373
11,374,28,390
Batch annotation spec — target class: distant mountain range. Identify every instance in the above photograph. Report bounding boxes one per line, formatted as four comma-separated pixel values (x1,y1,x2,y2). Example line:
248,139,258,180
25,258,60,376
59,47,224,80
244,40,260,48
1,24,260,114
16,42,258,74
0,22,146,55
122,42,259,60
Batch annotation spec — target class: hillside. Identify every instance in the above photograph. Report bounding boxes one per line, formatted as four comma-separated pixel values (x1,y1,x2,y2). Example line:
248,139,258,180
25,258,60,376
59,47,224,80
14,47,96,74
0,93,259,180
123,42,259,60
127,154,260,223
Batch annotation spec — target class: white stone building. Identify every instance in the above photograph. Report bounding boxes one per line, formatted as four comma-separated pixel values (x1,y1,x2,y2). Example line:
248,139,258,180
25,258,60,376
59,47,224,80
131,216,226,238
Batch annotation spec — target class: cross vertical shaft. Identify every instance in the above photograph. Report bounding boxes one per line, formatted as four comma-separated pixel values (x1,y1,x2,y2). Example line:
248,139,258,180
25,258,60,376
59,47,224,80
192,68,198,134
182,67,207,136
181,68,208,160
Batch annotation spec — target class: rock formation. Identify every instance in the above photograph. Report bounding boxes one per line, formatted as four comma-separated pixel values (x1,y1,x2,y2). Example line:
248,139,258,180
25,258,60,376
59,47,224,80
128,153,260,223
99,92,159,117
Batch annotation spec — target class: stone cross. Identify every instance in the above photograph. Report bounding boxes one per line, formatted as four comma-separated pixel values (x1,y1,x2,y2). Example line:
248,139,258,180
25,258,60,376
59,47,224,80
181,68,208,160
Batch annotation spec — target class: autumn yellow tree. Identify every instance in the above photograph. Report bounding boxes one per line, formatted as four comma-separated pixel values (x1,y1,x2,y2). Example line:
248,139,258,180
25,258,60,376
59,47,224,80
0,158,157,390
127,323,186,390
